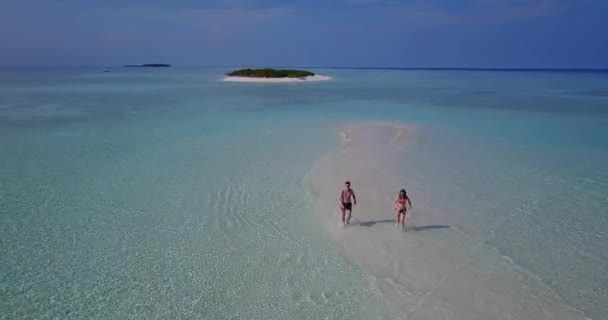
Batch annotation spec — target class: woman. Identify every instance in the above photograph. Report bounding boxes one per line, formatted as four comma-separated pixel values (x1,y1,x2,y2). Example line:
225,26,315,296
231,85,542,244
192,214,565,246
395,189,412,229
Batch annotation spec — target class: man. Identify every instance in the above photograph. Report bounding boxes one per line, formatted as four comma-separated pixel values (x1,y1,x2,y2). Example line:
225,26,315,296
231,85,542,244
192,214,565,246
339,181,357,225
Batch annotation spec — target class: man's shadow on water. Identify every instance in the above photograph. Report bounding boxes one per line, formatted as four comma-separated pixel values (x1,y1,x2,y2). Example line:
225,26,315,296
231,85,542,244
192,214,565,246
357,219,450,231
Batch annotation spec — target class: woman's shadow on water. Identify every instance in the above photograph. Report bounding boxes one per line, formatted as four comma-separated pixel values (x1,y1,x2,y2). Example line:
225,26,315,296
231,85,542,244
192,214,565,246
357,219,450,231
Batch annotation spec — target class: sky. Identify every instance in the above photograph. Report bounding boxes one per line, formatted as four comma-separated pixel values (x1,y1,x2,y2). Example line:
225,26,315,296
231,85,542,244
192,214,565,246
0,0,607,68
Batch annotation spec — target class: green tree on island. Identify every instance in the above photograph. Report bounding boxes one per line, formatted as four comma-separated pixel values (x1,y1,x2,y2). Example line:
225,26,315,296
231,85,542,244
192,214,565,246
227,68,315,78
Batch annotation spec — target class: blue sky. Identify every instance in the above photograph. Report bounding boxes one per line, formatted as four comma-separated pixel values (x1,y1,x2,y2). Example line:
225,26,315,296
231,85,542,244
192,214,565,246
1,0,607,68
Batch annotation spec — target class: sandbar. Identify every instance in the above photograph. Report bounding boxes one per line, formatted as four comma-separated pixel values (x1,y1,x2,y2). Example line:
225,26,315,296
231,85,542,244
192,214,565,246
304,121,586,320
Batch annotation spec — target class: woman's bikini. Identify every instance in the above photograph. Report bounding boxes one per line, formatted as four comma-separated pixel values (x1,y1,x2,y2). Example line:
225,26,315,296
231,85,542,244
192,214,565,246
396,196,407,213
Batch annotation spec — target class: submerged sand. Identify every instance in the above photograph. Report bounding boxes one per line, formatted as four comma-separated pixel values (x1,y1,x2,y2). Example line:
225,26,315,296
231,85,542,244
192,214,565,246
305,122,588,320
222,75,331,83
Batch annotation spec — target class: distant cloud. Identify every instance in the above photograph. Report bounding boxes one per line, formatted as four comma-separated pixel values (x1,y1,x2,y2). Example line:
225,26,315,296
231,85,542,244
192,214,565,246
492,0,565,20
179,7,293,23
177,7,294,43
214,0,259,7
381,0,565,27
100,5,293,45
346,0,385,4
474,0,560,5
474,0,531,4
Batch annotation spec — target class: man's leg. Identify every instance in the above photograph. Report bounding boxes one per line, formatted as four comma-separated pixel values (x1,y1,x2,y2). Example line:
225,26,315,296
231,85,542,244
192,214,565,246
346,209,352,224
340,207,346,224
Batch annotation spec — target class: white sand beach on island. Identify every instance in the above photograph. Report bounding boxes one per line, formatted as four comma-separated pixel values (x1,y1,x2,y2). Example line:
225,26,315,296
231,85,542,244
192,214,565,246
222,75,332,83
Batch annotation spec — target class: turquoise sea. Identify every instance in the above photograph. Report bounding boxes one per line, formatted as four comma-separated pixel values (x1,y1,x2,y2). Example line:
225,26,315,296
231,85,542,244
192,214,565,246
1,67,607,319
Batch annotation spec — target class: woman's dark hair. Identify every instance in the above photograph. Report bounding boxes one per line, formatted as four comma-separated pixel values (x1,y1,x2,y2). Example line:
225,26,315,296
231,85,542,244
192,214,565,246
399,189,407,196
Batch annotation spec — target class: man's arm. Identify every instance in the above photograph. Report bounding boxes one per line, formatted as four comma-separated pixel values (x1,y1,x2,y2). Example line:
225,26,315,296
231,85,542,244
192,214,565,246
407,197,412,209
352,191,357,204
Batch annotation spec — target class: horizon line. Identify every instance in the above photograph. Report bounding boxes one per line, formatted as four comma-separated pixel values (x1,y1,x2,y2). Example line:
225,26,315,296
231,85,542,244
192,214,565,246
1,65,608,72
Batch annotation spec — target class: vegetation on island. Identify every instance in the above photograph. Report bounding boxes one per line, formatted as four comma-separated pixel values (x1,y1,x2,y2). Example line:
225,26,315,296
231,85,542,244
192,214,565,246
227,68,315,78
123,64,171,67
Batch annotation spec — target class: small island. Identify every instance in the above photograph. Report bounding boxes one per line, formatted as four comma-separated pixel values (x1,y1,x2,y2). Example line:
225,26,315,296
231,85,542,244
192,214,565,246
123,64,171,68
227,68,314,78
223,68,330,83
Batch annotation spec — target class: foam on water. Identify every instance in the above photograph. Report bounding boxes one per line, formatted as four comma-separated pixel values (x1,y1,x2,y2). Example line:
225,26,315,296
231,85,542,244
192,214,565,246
307,122,590,319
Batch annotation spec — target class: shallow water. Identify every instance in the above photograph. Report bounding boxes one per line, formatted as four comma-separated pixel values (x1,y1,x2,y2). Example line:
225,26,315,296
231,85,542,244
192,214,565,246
1,67,607,319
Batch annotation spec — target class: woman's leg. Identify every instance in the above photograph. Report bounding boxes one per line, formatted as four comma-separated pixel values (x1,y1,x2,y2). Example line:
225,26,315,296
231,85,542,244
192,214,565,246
395,209,400,225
